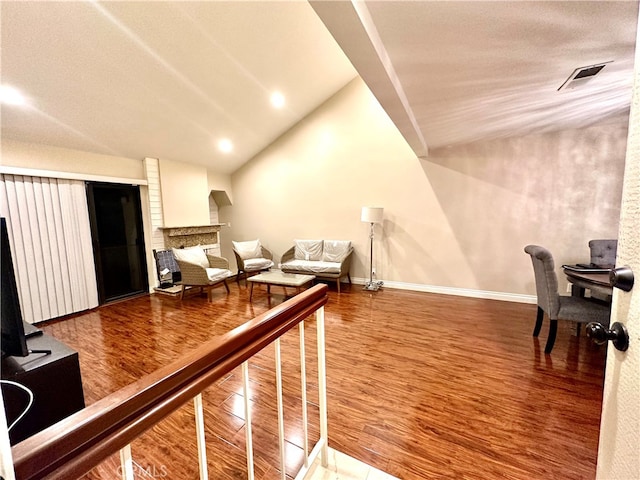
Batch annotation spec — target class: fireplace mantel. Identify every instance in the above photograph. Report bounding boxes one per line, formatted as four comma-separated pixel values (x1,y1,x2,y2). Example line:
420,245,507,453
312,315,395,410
160,224,224,249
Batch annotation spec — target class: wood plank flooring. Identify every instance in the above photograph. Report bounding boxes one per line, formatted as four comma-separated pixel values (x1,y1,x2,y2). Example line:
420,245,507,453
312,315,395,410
37,282,606,479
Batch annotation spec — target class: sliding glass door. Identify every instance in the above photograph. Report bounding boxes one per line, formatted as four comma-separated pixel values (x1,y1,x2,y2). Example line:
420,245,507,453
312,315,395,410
87,183,148,304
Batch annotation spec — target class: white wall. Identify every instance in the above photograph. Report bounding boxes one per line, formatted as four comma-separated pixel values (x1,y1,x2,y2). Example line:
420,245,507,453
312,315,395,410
229,77,627,298
596,7,640,475
158,158,210,227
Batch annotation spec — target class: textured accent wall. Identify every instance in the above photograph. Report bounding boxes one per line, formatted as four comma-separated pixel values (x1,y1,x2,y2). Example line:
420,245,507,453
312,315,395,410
427,125,626,294
596,14,640,478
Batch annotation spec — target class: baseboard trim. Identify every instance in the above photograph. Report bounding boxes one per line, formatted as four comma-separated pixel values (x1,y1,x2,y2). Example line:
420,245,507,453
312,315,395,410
351,277,536,304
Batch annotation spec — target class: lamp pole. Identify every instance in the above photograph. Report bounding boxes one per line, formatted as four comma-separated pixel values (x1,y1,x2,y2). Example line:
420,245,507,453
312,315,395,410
368,221,375,286
361,207,384,291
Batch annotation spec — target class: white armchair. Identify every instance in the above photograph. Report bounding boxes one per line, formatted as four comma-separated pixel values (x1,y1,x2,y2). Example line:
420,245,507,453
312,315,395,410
232,239,274,284
172,247,232,300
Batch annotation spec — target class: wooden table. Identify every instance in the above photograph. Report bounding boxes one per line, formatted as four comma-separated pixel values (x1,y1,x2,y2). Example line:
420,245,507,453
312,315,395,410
247,271,316,301
563,267,614,297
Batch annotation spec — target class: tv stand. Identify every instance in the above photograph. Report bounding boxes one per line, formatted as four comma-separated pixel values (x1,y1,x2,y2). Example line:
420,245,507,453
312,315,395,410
1,333,84,445
28,349,52,355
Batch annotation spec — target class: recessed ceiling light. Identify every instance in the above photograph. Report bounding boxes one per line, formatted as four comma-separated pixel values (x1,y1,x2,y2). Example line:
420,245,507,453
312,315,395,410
218,138,233,153
271,91,285,109
0,85,26,106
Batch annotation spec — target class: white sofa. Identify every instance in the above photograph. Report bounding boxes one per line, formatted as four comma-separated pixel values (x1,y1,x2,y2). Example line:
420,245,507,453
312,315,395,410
280,239,353,293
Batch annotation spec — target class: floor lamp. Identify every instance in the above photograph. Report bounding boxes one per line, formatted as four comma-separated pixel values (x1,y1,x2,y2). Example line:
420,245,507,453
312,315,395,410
361,207,384,291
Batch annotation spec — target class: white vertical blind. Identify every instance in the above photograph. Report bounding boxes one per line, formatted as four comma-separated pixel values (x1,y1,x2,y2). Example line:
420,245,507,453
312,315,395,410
0,174,98,324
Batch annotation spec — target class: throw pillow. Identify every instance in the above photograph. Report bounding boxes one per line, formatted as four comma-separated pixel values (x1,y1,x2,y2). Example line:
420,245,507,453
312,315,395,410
294,239,323,261
232,239,263,260
322,240,351,263
172,246,209,269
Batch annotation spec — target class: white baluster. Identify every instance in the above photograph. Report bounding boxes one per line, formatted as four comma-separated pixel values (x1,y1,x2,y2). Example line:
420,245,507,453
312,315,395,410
275,338,286,480
119,444,134,480
299,321,309,467
194,393,209,480
316,306,328,467
242,361,255,480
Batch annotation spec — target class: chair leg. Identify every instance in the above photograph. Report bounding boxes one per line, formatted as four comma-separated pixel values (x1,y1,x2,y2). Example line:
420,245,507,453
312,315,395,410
533,306,544,337
347,273,352,284
180,284,186,300
223,279,230,293
336,279,341,294
544,319,558,354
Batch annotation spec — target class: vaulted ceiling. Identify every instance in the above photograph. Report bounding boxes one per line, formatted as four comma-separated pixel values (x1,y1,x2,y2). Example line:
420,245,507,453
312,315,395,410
2,1,638,173
0,1,356,174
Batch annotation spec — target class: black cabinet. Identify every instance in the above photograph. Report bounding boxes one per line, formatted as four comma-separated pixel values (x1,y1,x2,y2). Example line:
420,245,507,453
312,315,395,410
1,333,85,445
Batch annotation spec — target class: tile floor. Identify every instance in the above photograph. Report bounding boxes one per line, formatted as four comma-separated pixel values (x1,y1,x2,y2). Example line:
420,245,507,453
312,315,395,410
306,448,398,480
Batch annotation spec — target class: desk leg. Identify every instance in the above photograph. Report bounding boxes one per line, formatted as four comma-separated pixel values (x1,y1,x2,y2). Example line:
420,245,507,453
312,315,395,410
571,285,585,297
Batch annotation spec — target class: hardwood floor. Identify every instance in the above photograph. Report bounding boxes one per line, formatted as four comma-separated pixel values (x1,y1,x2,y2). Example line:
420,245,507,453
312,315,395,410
37,282,606,479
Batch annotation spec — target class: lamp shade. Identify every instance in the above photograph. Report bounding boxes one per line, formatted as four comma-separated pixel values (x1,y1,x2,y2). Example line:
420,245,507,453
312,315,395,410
361,207,384,224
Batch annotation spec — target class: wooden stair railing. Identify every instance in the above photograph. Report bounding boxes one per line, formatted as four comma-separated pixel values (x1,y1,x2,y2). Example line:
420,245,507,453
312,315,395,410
9,284,329,480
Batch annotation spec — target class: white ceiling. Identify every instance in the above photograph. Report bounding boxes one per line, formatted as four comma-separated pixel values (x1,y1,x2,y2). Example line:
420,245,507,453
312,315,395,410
2,1,639,172
312,0,639,157
0,1,356,174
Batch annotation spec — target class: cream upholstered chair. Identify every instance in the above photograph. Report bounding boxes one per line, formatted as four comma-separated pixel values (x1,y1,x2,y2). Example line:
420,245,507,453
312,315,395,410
524,245,611,353
172,247,232,300
232,239,274,284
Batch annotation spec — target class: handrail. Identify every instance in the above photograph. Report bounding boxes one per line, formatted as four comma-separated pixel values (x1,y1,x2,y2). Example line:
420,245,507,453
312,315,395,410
11,284,329,480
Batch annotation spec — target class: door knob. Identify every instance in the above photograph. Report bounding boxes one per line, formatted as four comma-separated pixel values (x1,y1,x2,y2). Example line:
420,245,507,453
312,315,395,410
586,322,629,352
610,266,634,291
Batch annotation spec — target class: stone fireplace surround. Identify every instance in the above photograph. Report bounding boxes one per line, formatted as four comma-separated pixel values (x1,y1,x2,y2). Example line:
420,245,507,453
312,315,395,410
160,225,223,251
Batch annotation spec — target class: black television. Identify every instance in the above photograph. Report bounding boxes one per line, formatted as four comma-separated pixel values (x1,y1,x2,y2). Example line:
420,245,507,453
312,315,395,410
1,217,29,357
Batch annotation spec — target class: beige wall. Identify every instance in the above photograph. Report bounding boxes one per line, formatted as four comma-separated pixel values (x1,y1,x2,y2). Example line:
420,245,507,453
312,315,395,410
1,139,145,180
207,170,233,205
158,158,210,227
229,77,627,297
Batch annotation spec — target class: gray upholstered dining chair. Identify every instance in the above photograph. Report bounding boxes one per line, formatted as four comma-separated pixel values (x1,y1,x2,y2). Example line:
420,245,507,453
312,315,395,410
524,245,611,354
588,239,617,268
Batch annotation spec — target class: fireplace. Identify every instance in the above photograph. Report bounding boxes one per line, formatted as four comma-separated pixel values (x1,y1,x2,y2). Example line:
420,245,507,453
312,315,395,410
160,225,222,250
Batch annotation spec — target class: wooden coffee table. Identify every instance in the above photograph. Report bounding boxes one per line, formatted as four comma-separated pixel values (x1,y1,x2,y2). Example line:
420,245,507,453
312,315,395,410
247,271,316,301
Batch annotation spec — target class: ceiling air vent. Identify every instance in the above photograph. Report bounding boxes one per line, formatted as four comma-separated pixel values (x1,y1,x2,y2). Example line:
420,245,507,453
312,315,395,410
558,62,611,91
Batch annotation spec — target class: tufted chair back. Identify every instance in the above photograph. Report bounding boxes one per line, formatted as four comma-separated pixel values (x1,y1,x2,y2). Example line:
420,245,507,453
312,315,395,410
588,239,617,267
524,245,561,318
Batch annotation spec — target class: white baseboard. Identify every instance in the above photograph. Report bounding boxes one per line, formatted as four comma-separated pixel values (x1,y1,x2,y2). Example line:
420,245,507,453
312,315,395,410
350,277,536,304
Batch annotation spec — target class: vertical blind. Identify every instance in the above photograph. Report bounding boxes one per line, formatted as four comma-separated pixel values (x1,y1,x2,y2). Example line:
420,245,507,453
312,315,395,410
0,174,98,324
